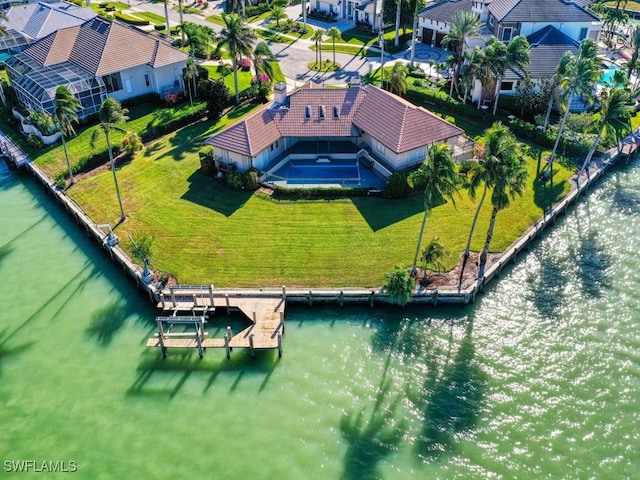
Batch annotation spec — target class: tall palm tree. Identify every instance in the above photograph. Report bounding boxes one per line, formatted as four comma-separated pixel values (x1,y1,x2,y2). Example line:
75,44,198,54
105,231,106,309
311,28,324,66
476,123,528,285
184,56,199,106
387,61,409,95
543,51,572,132
90,99,129,223
216,13,256,104
163,0,170,34
327,26,341,65
407,142,460,275
625,25,640,80
461,46,488,106
489,35,530,115
302,0,308,33
442,11,481,97
394,0,401,48
53,86,81,186
547,39,600,177
580,88,632,174
177,0,186,45
252,41,275,81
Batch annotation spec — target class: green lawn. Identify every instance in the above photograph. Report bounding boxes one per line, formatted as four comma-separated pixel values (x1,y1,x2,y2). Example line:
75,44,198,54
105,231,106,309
604,0,640,12
205,14,225,26
204,64,254,94
311,43,379,57
60,112,572,287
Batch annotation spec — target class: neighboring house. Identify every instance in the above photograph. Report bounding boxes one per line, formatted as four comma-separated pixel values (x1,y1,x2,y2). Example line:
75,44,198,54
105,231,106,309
5,16,188,119
486,0,601,42
206,82,464,174
417,0,601,104
417,0,489,48
311,0,383,31
0,1,96,61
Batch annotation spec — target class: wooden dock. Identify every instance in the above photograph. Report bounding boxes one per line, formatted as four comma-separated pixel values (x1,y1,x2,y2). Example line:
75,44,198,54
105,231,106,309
148,286,285,358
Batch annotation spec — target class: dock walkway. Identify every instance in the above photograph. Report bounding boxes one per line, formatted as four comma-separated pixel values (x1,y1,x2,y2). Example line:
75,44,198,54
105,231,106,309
149,286,285,357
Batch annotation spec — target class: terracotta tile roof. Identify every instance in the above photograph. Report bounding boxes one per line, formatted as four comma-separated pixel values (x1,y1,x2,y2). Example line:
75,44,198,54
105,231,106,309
271,86,365,137
208,109,281,157
353,86,464,153
489,0,599,23
418,0,474,23
208,84,463,156
22,16,187,75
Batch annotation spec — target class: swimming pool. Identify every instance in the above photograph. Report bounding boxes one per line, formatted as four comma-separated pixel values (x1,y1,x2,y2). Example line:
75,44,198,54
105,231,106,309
599,63,621,87
265,159,387,189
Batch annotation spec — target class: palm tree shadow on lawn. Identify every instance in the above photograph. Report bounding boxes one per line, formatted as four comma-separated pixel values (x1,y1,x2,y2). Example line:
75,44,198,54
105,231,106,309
351,195,424,232
533,170,566,211
181,169,252,217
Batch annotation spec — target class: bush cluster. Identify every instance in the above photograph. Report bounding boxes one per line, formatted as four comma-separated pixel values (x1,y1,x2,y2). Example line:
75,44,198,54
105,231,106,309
271,186,370,199
382,172,413,199
244,3,270,17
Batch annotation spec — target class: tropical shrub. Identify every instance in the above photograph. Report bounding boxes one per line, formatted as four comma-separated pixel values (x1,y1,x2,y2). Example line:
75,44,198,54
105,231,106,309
120,132,143,157
382,265,414,307
382,172,412,198
24,111,56,135
226,170,244,189
26,133,44,149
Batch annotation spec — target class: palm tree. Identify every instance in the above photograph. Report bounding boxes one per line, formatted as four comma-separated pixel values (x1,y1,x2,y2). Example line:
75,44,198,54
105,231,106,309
476,123,528,286
421,237,447,277
252,41,275,81
394,0,401,48
326,26,341,65
489,35,530,115
53,86,81,186
177,0,186,45
461,46,488,106
382,265,414,306
580,88,632,174
302,0,308,33
387,61,409,95
626,25,640,80
163,0,170,34
184,56,199,106
407,142,460,275
311,28,324,66
442,11,481,97
543,51,572,132
90,99,129,223
270,5,286,27
216,13,256,104
547,39,600,177
458,122,519,289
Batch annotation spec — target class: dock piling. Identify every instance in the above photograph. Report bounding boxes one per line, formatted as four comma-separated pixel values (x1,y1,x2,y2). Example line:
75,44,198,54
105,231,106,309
339,289,344,307
277,333,282,357
225,294,230,314
224,333,230,359
209,284,214,306
249,334,255,358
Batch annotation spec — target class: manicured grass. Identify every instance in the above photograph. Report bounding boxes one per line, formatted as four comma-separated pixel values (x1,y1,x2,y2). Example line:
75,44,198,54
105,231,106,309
132,11,167,24
311,43,378,57
338,27,410,48
604,0,640,12
308,60,340,71
247,11,272,23
90,1,128,13
203,64,254,93
263,22,315,40
205,14,225,26
64,110,573,287
30,103,158,178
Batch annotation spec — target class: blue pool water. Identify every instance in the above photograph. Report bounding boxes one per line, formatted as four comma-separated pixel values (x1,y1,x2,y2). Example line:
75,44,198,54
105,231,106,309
599,63,620,87
267,159,387,188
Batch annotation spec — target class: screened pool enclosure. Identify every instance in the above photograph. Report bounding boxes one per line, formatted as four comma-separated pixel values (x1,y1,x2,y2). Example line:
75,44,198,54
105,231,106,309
5,53,106,118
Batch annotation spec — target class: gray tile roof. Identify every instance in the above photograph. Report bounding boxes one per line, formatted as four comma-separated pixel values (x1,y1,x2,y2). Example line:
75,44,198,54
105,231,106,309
504,25,579,79
208,84,464,156
3,2,95,41
22,16,188,75
489,0,599,23
418,0,474,23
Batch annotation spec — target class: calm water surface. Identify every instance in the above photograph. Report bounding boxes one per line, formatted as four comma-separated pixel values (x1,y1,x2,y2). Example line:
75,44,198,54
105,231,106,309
1,159,638,479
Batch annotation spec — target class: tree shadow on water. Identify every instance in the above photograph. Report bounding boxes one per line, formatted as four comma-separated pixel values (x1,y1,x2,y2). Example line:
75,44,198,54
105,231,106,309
85,300,131,346
526,250,569,320
413,320,487,461
0,329,34,379
339,352,408,480
573,230,612,298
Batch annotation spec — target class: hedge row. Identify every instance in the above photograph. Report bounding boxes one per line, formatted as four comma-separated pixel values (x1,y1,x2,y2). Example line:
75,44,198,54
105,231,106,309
114,11,149,26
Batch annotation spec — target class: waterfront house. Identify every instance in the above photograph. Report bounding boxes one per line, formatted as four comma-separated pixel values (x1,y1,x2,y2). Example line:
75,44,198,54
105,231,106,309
417,0,601,103
311,0,382,31
206,82,464,174
5,16,188,119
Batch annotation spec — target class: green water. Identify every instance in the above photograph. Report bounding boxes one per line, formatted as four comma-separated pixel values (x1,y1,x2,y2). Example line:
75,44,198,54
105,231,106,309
1,160,638,479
